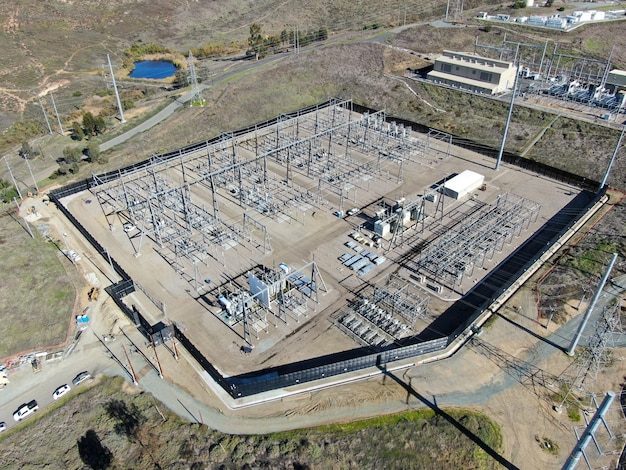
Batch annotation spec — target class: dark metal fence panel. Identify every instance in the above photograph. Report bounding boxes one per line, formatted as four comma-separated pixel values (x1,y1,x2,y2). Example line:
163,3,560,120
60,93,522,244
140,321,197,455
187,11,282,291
49,179,91,199
229,336,448,398
105,282,140,326
172,323,232,392
48,192,131,281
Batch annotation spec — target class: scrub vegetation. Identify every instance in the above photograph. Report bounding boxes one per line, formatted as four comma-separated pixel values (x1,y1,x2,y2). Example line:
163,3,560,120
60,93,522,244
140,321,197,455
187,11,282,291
0,377,504,470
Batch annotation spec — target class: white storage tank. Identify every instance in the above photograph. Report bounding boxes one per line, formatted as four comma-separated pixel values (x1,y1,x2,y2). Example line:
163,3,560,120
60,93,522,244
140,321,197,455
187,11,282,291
443,170,485,200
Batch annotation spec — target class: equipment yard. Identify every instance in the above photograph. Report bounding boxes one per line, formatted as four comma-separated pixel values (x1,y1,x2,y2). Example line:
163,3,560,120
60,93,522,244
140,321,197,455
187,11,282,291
54,99,595,397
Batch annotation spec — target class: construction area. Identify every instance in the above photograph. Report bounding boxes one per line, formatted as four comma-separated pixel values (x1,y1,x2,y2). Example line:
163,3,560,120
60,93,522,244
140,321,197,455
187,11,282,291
49,98,605,401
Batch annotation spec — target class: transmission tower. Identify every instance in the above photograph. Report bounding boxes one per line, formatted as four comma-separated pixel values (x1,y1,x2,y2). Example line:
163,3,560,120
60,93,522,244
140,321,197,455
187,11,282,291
577,303,622,385
558,302,623,410
445,0,463,21
186,51,204,107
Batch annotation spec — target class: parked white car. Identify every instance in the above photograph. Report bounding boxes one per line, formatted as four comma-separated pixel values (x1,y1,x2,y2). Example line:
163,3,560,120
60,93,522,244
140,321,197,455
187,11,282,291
13,400,38,421
53,384,71,400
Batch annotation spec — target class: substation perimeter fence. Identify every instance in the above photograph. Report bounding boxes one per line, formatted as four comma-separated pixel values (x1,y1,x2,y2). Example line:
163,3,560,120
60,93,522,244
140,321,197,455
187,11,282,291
48,100,605,399
49,183,131,283
171,323,233,394
350,103,601,192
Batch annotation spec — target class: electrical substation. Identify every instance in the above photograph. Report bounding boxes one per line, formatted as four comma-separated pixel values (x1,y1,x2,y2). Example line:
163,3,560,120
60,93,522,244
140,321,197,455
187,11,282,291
51,98,605,400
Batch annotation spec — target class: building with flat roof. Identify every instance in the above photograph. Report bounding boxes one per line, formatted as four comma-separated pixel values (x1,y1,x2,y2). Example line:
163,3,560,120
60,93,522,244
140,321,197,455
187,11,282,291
607,69,626,93
427,50,517,95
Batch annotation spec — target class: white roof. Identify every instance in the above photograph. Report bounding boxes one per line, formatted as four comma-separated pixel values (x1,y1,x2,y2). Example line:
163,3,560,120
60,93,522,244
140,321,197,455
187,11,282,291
444,170,484,193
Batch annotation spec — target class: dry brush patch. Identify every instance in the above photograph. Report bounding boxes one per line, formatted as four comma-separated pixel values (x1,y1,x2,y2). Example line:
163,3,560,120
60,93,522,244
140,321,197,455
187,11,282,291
0,376,504,470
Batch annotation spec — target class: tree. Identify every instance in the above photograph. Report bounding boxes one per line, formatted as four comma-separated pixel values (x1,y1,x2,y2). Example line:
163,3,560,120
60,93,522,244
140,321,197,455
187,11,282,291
173,68,188,89
85,142,102,163
83,112,97,136
0,178,19,203
82,112,106,136
248,23,264,60
93,114,107,135
318,27,328,41
62,146,82,164
71,121,85,141
19,140,39,159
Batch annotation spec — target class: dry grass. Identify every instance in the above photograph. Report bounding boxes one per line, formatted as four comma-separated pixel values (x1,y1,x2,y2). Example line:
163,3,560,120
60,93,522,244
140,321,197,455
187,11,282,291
0,376,504,469
0,210,76,358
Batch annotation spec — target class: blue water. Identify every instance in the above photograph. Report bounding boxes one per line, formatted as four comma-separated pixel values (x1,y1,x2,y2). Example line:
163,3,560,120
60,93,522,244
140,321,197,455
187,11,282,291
130,60,177,79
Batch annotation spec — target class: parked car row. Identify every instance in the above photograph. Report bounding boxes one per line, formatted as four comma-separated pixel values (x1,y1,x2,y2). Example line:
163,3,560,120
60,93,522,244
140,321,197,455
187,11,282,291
0,372,90,432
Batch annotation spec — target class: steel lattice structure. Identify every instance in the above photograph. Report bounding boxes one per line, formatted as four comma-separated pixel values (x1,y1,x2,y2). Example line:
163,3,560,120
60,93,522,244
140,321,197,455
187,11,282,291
410,192,541,287
334,273,429,348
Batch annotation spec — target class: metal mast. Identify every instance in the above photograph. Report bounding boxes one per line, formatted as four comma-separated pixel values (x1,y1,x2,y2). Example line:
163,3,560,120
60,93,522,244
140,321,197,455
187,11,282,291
445,0,463,21
38,98,53,134
50,93,64,135
4,156,22,200
496,46,520,171
567,253,617,356
107,54,126,123
598,125,625,192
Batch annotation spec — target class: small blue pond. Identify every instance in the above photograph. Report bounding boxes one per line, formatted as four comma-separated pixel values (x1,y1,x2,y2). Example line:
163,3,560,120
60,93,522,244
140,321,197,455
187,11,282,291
130,60,177,79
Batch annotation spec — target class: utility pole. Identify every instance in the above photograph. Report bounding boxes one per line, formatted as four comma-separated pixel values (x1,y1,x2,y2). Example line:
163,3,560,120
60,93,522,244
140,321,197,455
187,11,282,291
14,197,34,238
150,335,164,379
38,98,53,134
294,25,299,54
4,156,22,200
496,46,520,171
598,125,625,192
562,392,616,470
24,156,39,193
50,93,64,135
107,54,126,123
122,344,139,385
567,253,617,356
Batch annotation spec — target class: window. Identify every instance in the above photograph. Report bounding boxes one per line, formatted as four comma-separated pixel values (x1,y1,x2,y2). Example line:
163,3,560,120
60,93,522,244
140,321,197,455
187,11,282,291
442,64,452,73
472,70,476,74
479,72,493,82
455,66,459,71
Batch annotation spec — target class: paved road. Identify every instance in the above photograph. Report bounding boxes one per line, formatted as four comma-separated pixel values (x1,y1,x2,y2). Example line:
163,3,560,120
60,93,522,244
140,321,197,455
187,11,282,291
99,47,322,153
